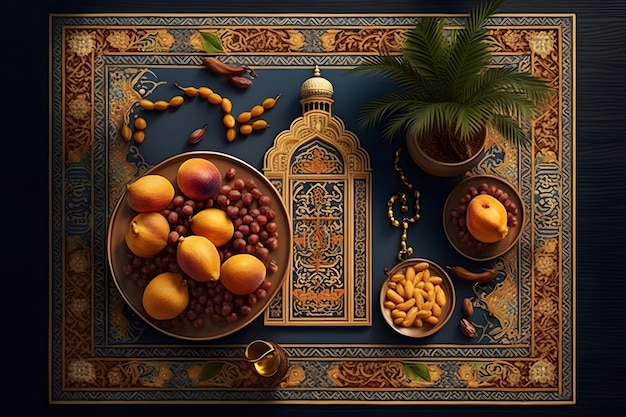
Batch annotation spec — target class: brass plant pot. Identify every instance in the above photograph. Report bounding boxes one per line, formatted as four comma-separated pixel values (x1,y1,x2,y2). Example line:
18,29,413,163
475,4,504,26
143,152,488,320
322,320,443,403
406,128,487,177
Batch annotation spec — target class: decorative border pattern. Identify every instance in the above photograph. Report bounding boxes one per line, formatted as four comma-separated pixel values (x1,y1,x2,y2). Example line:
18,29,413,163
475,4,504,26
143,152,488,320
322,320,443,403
49,14,575,404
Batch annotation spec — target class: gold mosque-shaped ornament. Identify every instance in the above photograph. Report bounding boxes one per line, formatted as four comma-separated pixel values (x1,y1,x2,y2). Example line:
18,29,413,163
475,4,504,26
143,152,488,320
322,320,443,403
263,66,372,326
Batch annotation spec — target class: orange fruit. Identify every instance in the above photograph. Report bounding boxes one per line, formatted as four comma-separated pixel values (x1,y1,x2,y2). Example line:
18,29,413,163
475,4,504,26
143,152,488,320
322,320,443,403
219,253,266,295
124,212,170,258
466,194,509,243
176,158,222,201
176,235,221,282
189,208,235,247
126,174,175,213
142,272,189,320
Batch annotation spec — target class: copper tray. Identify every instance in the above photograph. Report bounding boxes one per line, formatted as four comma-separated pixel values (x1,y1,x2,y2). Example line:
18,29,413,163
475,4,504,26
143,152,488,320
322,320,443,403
107,151,293,340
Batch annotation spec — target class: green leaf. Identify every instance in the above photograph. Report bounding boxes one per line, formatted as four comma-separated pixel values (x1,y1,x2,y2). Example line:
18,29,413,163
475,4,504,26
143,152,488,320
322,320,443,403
198,361,224,382
200,32,224,54
403,362,431,382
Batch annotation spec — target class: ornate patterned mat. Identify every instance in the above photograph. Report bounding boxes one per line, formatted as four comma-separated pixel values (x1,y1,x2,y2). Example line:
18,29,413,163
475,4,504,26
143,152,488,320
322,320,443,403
49,13,575,404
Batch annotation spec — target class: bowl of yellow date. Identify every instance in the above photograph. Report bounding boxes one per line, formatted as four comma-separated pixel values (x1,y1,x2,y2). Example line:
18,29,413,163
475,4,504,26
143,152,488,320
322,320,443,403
379,258,456,338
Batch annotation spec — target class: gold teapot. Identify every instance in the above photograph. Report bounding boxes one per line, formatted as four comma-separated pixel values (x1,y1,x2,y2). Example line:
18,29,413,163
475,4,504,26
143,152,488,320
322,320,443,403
245,340,288,378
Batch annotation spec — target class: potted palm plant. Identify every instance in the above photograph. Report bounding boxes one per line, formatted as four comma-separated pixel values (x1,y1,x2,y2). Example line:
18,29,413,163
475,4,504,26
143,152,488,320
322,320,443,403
352,0,553,177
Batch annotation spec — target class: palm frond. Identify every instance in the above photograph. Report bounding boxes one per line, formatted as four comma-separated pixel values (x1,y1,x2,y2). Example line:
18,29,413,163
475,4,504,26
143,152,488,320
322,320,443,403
462,67,553,123
350,0,555,152
356,92,431,140
476,94,538,124
449,103,491,140
447,0,506,87
352,53,433,96
490,114,531,147
380,114,416,142
352,54,408,80
464,66,553,104
402,16,450,80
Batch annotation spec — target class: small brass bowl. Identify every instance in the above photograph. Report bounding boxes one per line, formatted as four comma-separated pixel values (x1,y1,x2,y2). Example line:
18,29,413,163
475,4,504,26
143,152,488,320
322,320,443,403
443,174,525,261
380,258,456,338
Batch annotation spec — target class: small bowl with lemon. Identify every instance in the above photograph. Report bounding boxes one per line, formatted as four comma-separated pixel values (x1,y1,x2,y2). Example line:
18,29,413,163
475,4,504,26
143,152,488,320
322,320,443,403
108,151,292,341
443,174,524,261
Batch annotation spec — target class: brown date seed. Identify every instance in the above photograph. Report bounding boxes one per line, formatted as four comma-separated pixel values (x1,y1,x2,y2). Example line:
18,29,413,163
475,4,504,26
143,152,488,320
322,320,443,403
189,124,208,144
460,319,477,338
462,298,474,316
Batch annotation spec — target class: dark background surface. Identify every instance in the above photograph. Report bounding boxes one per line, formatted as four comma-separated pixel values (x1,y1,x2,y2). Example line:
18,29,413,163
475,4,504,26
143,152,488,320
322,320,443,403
4,0,624,415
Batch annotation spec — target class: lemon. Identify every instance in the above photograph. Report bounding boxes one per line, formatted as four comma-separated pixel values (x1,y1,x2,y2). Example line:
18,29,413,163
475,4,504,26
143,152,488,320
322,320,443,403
126,174,175,213
176,235,221,282
189,208,235,247
125,212,170,258
142,272,189,320
220,254,266,295
466,194,509,243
